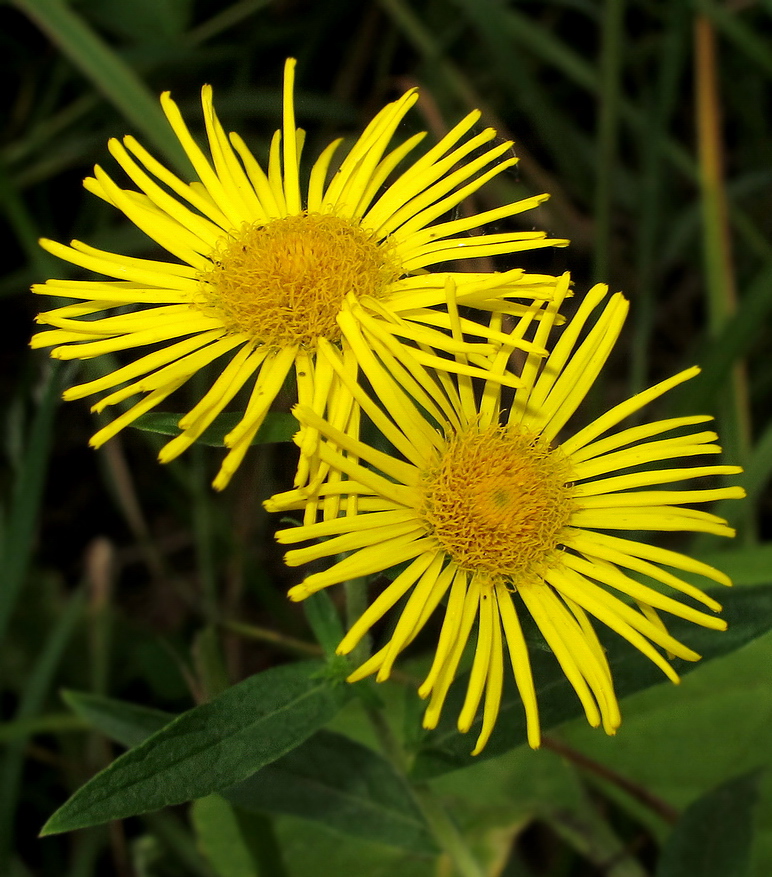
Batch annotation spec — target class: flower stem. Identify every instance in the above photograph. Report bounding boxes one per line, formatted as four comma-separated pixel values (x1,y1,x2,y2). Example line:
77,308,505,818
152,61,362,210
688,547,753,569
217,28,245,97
412,784,486,877
363,697,484,877
343,576,370,665
220,619,322,657
344,574,484,877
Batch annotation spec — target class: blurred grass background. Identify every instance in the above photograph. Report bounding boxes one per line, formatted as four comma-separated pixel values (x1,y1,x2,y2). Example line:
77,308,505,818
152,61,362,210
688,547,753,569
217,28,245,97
1,0,771,875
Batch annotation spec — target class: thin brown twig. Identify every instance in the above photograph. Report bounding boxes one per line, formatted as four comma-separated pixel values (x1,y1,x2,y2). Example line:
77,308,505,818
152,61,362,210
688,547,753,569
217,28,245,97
542,735,680,826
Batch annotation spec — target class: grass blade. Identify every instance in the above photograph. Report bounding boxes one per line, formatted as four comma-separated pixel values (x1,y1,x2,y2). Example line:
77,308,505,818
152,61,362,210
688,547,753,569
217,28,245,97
0,366,63,646
11,0,190,173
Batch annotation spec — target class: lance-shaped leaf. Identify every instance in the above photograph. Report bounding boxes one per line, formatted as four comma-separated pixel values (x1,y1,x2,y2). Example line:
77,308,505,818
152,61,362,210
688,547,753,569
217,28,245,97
60,692,435,854
223,729,437,854
61,690,173,748
131,411,296,446
412,584,772,778
42,662,346,834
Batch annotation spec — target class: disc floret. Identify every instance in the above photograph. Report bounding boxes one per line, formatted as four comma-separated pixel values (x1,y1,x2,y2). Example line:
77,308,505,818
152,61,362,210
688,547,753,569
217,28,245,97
420,420,574,581
197,213,401,348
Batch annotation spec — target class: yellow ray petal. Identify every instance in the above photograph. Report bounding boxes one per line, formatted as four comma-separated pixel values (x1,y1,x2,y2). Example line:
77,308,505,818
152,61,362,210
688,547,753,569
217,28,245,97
160,90,244,228
472,599,505,755
563,526,731,591
289,535,436,597
107,138,223,247
569,415,715,465
570,507,735,537
572,434,722,480
422,574,482,730
62,331,223,401
159,344,268,463
496,582,540,748
122,134,231,228
561,552,725,630
419,568,468,698
572,465,744,497
549,565,704,663
560,367,702,457
281,58,302,215
375,553,449,680
518,582,603,728
458,583,495,733
39,238,199,291
337,552,439,655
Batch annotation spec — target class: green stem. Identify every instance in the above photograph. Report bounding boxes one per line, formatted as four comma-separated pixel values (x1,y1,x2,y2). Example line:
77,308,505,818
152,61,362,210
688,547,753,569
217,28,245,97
362,686,484,877
220,619,323,657
412,784,486,877
344,576,370,666
364,703,406,772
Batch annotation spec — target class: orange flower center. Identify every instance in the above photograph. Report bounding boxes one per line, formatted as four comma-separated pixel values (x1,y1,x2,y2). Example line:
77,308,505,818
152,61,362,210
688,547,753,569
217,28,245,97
198,213,400,347
420,421,574,581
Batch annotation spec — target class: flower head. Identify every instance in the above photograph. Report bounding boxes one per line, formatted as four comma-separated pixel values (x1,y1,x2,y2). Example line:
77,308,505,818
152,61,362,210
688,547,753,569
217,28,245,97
31,59,564,489
268,275,745,753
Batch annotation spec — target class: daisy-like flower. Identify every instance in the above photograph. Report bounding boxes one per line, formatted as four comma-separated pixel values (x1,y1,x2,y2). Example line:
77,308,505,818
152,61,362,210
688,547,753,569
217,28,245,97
31,58,565,490
267,274,745,753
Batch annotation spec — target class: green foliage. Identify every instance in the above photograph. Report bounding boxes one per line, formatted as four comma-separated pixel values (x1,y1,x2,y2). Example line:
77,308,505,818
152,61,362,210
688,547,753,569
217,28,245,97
224,729,436,853
412,585,772,778
132,410,298,446
61,689,174,748
301,591,346,659
656,771,761,877
79,0,193,45
192,795,282,877
3,0,772,874
0,368,63,646
562,631,772,875
42,662,347,834
58,690,436,853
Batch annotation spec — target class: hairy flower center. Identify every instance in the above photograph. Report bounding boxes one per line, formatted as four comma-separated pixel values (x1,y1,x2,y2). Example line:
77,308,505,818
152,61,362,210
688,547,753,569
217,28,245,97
198,213,400,347
420,422,574,581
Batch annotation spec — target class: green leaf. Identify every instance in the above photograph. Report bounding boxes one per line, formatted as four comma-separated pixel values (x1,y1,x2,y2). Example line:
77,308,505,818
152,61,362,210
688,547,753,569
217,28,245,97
561,632,772,872
192,795,282,877
61,690,173,748
59,690,432,854
697,544,772,587
302,591,345,659
412,584,772,779
656,771,761,877
42,662,346,834
274,813,437,877
223,729,437,854
131,411,297,446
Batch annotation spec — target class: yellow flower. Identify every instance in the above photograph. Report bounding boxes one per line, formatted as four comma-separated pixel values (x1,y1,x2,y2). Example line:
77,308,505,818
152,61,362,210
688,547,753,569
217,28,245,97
268,274,745,753
31,58,564,490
